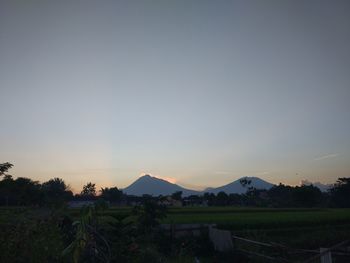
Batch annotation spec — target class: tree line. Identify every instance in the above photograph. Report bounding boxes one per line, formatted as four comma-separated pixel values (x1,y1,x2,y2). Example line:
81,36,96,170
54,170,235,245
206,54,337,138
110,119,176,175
1,162,349,208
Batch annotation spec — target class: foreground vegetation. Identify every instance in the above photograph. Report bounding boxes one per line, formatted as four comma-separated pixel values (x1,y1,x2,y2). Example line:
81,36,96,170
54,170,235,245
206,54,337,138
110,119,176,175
1,162,350,262
1,206,350,262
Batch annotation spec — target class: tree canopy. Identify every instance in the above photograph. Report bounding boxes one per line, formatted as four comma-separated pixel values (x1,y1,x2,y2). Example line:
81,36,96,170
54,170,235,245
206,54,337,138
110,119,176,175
330,178,350,207
81,182,96,198
0,162,13,177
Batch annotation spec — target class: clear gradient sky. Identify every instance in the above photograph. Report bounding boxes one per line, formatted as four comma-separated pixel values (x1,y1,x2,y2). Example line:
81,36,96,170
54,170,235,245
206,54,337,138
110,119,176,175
1,1,350,193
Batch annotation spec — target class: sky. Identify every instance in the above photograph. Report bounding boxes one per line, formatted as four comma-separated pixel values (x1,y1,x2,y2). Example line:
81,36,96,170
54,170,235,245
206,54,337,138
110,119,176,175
1,0,350,193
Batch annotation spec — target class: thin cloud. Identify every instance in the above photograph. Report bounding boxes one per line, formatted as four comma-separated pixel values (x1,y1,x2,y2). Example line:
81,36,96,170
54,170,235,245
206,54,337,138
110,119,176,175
313,153,338,161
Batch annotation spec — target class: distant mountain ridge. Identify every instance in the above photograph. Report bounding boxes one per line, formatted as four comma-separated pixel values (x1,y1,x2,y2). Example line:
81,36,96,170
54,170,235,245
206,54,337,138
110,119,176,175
123,175,200,197
204,176,274,194
123,175,275,196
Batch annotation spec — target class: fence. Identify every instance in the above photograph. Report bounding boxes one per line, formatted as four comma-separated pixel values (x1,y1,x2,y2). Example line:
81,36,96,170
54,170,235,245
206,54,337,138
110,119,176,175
164,224,350,262
231,233,350,263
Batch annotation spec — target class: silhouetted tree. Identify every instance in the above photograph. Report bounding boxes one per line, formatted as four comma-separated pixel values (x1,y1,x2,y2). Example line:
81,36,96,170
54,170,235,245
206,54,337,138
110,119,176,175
100,187,123,204
203,192,216,206
81,182,96,200
42,178,72,206
268,184,295,207
171,191,182,201
216,191,229,206
293,185,323,207
14,177,42,206
228,193,242,206
0,162,13,177
81,182,96,195
141,194,153,202
244,189,269,207
330,177,350,207
183,195,202,206
0,164,42,206
0,174,15,206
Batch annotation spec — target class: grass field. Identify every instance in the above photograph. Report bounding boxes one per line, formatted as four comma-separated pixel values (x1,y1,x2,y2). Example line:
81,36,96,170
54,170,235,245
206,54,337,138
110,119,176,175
162,207,350,249
1,206,350,249
79,206,350,227
164,207,350,228
2,206,350,228
101,206,350,249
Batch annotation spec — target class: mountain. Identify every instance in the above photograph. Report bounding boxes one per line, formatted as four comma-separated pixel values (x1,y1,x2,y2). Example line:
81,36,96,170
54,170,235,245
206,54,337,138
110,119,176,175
123,175,275,196
204,176,274,194
123,175,200,197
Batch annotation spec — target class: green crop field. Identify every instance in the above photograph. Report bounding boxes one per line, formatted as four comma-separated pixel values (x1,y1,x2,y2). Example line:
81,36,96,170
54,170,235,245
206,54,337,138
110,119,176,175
2,206,350,228
164,207,350,228
1,206,350,249
163,207,350,249
62,206,350,228
99,206,350,249
86,206,350,228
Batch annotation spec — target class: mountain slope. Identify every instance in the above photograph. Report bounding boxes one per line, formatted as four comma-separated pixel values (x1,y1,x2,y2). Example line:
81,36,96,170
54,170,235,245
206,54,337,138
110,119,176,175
204,176,274,194
123,175,200,196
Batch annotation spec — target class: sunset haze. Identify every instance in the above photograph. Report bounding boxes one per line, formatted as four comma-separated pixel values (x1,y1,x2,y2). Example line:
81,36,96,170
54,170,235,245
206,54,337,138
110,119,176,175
1,1,350,193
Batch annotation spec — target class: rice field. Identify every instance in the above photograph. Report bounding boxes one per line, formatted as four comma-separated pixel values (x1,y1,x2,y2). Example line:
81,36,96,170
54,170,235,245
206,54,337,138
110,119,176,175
1,206,350,249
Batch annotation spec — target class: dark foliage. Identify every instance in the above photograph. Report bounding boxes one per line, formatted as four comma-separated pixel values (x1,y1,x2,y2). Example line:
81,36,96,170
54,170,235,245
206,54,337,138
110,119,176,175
171,191,182,201
100,187,123,204
0,161,348,262
330,178,350,207
42,178,73,207
293,185,324,207
0,162,13,177
0,209,67,263
81,182,96,198
133,200,167,234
